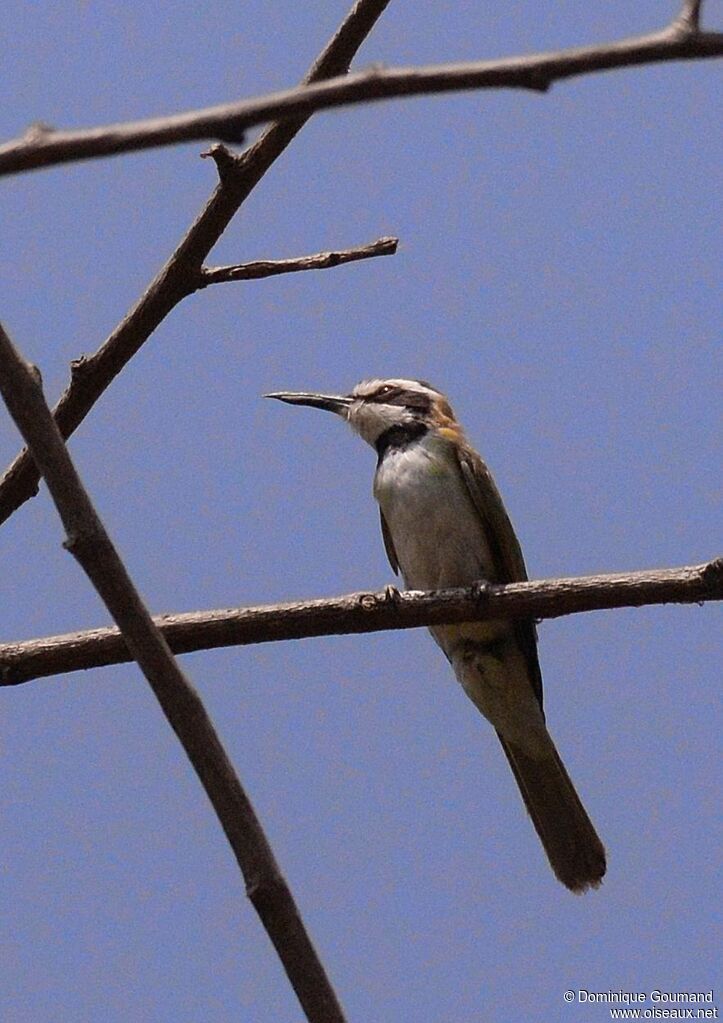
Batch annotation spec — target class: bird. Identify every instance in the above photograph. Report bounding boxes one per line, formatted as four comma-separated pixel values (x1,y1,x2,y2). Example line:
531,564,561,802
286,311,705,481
266,378,606,892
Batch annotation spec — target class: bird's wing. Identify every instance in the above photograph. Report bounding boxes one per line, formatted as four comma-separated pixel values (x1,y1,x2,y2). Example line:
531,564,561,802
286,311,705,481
456,444,544,710
379,509,399,575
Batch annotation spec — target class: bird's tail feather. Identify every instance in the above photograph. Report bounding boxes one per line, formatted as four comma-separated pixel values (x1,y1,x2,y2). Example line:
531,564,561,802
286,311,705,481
498,731,606,893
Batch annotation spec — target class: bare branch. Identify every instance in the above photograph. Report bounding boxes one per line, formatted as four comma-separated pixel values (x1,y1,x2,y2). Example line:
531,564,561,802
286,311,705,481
2,559,719,688
0,323,349,1022
1,12,721,176
0,0,392,529
200,235,398,286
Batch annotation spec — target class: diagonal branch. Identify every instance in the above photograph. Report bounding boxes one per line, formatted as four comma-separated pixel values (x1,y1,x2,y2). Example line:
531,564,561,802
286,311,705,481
0,0,392,529
200,235,398,286
0,321,349,1022
2,559,719,688
0,4,720,176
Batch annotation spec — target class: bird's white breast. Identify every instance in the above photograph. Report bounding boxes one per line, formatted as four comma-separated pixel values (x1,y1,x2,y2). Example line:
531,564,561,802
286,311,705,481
374,433,496,591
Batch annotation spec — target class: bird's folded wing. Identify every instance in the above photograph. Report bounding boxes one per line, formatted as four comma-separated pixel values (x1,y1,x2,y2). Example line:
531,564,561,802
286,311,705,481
379,508,399,575
456,444,544,711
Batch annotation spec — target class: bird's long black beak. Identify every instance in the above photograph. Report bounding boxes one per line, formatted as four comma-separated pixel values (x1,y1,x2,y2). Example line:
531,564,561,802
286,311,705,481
264,391,352,418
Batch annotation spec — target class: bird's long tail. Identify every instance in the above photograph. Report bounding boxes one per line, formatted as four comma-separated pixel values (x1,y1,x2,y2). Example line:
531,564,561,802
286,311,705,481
498,731,606,892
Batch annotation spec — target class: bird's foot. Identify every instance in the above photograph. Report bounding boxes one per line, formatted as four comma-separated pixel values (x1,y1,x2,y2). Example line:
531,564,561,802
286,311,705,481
384,584,403,605
470,579,492,604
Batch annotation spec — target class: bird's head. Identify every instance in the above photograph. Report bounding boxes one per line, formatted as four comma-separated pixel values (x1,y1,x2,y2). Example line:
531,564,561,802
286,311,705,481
266,378,461,450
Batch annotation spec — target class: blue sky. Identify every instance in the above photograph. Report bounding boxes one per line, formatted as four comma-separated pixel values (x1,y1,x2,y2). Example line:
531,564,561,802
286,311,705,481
1,2,720,1021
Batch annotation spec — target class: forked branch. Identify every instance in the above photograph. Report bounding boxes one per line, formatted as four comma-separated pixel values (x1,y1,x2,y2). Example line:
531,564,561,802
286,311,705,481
0,3,402,1018
0,0,393,529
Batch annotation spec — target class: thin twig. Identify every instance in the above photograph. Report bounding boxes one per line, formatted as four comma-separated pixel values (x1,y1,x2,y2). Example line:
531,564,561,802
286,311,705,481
2,559,719,688
675,0,703,32
0,8,720,176
0,324,349,1022
0,0,392,529
200,235,398,286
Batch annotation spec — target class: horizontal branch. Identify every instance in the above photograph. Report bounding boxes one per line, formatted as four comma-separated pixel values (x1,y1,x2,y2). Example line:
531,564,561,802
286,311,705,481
2,559,719,688
200,235,398,285
0,11,720,176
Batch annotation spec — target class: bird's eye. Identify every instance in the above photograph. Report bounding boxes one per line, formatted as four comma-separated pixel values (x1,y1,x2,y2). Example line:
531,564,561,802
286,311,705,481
366,384,402,404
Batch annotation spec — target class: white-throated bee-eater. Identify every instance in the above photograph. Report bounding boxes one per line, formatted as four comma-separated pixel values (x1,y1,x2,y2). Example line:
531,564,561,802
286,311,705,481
266,378,606,892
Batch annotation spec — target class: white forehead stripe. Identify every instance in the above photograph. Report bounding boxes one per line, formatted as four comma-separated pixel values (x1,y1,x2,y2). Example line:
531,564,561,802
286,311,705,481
351,378,441,398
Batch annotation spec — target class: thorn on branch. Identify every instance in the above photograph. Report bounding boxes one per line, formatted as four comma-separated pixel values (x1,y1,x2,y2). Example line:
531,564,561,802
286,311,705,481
70,354,94,382
360,61,387,76
200,142,242,183
701,556,723,588
384,584,402,605
23,121,56,141
62,523,106,556
525,70,551,93
673,0,703,35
